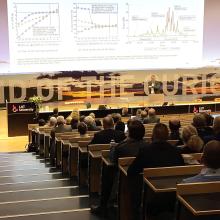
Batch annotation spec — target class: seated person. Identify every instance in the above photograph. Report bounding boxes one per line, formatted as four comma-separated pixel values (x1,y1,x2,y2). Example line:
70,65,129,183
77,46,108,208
183,140,220,183
84,115,100,131
143,108,160,124
122,107,130,117
77,122,89,138
52,107,59,118
38,119,46,127
133,109,142,121
45,117,57,128
201,112,214,127
177,125,204,154
91,120,147,216
127,123,184,219
192,114,213,141
65,116,72,125
140,110,148,123
204,116,220,143
70,117,79,130
89,116,126,145
112,113,122,124
169,118,181,141
50,116,72,164
111,120,148,164
115,121,125,133
128,123,184,175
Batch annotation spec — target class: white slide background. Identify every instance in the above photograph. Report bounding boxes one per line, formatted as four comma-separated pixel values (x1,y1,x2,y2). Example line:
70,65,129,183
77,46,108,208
6,0,204,73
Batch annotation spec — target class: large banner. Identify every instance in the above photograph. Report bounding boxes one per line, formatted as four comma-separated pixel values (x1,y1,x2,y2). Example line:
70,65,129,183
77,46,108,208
0,68,220,108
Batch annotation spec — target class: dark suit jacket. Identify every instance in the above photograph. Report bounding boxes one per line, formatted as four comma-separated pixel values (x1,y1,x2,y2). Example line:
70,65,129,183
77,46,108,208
148,80,162,94
128,141,184,175
112,139,148,164
89,128,126,145
143,116,160,124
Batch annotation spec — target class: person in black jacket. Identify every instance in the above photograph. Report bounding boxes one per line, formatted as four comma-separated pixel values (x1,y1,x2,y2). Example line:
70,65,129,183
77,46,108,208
111,120,148,164
91,120,147,217
127,123,184,220
89,116,126,145
128,123,184,175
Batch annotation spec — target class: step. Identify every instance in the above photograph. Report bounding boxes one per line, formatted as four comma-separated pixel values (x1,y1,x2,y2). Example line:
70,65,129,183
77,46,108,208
0,159,45,166
0,210,100,220
0,172,64,184
0,196,90,217
0,179,74,192
0,167,58,176
0,186,87,203
0,163,49,170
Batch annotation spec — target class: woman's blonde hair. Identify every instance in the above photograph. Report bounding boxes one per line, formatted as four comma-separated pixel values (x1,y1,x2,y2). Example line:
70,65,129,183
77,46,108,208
181,125,204,152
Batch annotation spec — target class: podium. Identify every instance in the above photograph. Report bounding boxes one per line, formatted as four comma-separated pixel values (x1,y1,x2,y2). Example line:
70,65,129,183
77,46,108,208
7,102,36,137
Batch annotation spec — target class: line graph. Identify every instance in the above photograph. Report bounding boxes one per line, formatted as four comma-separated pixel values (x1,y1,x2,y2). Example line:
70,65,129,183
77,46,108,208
126,3,198,40
14,3,60,41
72,3,118,41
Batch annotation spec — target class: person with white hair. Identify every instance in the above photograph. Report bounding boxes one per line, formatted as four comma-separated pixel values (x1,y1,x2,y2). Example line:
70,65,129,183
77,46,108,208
48,117,57,127
50,115,72,165
84,115,100,131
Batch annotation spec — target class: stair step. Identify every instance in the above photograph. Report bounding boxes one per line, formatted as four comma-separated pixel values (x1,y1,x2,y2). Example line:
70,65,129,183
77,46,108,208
0,196,90,217
0,186,87,203
0,173,65,184
0,179,74,193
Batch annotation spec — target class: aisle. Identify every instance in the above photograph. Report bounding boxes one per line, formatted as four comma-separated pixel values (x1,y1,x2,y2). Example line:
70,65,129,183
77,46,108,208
0,152,100,220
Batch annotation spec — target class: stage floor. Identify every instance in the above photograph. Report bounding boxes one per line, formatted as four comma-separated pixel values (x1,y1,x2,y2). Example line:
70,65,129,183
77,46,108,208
0,110,27,152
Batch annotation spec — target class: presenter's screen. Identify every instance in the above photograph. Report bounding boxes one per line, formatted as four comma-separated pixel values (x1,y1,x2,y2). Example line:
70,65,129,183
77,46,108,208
0,0,219,74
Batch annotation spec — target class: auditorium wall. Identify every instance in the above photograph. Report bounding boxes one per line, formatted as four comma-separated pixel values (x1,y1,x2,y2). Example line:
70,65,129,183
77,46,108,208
0,68,220,108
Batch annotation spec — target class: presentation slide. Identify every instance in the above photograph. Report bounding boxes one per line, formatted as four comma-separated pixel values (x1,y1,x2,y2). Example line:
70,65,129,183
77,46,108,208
0,0,219,74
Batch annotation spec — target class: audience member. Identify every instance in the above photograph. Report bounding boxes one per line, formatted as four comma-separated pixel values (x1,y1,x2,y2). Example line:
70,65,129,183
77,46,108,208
46,117,57,128
91,120,146,216
169,118,181,141
115,121,125,133
79,115,85,122
178,125,204,154
183,140,220,183
133,109,142,121
112,113,122,124
50,116,72,164
127,123,184,219
128,123,184,175
111,120,147,164
192,114,213,141
89,112,96,119
89,116,126,145
65,116,72,125
140,110,148,123
204,116,220,143
143,108,160,124
70,117,79,130
84,116,100,131
38,119,46,126
77,122,89,137
122,107,130,117
201,112,214,127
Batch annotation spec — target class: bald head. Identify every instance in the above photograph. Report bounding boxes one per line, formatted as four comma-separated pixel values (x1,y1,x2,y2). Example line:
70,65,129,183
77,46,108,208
103,116,114,129
148,108,156,117
202,140,220,169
